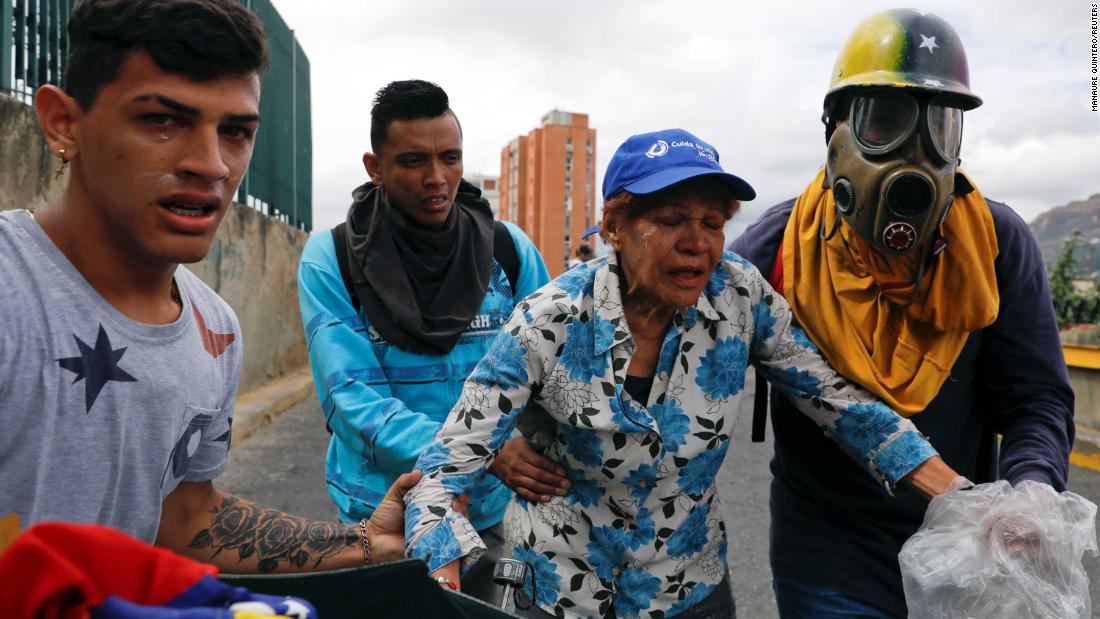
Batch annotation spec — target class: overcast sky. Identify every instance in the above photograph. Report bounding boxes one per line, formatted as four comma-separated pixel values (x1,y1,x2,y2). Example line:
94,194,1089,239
275,1,1099,237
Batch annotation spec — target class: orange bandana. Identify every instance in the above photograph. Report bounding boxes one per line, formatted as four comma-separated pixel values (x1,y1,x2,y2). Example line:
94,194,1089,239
782,168,1000,415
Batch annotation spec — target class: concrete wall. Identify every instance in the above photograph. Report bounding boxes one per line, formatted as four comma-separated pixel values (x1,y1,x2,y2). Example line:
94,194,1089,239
0,95,66,211
1,93,308,395
1068,366,1100,432
189,205,308,394
1061,327,1100,433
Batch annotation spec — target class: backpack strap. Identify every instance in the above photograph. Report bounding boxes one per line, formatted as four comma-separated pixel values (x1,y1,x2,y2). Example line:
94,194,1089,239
752,240,787,443
331,223,361,312
752,371,768,442
493,220,521,295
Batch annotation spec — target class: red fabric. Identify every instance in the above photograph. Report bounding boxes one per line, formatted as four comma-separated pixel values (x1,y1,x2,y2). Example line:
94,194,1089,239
0,522,218,619
769,240,785,296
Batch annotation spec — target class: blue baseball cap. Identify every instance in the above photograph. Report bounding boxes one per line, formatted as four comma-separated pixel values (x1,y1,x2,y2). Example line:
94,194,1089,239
601,128,756,201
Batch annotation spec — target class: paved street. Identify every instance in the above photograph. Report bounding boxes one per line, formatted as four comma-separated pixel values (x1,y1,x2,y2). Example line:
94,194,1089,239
220,381,1100,617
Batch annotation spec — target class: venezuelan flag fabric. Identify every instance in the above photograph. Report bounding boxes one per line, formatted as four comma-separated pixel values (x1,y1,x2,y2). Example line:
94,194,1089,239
0,522,316,618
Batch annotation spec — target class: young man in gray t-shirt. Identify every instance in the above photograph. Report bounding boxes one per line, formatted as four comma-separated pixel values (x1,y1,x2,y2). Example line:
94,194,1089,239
0,0,415,574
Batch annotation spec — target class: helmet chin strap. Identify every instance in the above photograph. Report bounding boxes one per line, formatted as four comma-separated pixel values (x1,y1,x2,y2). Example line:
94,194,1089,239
820,206,843,241
897,235,948,310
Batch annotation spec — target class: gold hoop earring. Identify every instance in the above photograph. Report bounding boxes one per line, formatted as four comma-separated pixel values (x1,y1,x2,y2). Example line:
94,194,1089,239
54,149,69,181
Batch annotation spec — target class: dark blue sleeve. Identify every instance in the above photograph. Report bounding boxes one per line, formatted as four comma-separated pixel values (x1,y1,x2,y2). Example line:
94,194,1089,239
727,199,796,276
980,201,1075,490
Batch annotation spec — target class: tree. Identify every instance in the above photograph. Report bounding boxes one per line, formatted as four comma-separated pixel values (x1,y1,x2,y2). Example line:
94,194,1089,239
1050,230,1082,327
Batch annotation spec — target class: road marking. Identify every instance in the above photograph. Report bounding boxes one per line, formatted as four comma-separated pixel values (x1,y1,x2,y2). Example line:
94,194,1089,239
1063,344,1100,370
1070,450,1100,473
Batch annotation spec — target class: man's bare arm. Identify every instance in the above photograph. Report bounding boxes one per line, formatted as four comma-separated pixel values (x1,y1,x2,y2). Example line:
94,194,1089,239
156,471,419,574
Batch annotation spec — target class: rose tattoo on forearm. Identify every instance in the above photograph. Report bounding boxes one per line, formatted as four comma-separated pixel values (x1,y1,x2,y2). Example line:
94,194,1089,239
188,495,358,573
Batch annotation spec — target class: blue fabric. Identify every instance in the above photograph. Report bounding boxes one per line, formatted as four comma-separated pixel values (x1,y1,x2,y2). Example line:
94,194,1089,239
92,574,316,618
773,578,896,619
298,221,549,529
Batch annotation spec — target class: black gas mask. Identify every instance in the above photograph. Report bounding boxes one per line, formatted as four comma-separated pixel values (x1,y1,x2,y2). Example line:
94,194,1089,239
824,90,964,255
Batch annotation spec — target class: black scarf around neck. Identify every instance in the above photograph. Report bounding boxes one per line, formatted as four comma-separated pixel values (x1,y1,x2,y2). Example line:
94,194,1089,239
343,180,495,355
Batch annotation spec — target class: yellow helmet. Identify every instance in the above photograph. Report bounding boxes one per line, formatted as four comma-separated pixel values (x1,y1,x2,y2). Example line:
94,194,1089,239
826,9,982,113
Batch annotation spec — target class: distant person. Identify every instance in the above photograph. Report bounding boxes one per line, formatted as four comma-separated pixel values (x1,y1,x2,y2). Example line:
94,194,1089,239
0,0,416,573
728,9,1074,617
297,80,557,597
405,128,964,618
566,243,593,270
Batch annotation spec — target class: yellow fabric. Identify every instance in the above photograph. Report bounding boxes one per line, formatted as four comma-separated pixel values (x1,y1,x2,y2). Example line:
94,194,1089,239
783,168,1000,415
0,513,20,554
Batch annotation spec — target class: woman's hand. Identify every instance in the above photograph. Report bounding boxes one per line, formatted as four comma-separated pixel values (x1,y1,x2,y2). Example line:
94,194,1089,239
490,437,571,502
902,456,962,500
431,560,462,592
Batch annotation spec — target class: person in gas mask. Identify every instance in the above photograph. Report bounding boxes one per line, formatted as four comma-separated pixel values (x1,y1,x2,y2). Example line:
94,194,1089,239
729,9,1075,618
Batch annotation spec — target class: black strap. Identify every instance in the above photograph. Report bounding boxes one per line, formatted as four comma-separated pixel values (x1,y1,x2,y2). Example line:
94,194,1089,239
492,221,521,295
752,371,768,442
332,222,359,311
330,220,521,313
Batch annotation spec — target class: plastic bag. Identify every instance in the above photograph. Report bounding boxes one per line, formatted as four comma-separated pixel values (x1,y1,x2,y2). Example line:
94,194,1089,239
899,480,1098,619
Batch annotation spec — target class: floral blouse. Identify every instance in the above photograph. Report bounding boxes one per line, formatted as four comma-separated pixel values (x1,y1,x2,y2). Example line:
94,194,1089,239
404,252,936,619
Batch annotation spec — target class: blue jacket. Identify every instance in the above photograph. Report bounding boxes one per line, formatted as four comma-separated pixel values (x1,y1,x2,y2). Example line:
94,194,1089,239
298,221,550,529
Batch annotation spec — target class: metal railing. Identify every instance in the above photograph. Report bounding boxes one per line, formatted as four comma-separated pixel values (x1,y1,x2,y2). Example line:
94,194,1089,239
1,0,312,231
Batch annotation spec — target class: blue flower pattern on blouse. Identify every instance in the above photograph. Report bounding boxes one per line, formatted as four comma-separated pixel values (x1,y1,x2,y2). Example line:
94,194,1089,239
556,263,593,299
668,582,717,616
405,251,938,619
559,319,609,382
514,545,561,606
561,423,604,468
677,443,728,496
416,440,451,474
771,365,823,397
609,394,650,432
667,500,712,558
623,463,658,501
587,525,631,581
648,399,691,451
565,465,605,508
791,324,817,352
629,506,657,551
615,567,663,617
695,336,748,400
470,330,528,389
750,298,778,352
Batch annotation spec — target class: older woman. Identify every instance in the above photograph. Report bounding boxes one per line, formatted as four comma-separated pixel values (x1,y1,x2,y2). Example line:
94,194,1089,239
404,129,960,619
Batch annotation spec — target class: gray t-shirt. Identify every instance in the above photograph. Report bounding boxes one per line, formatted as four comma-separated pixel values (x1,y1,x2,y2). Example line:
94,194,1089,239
0,210,242,542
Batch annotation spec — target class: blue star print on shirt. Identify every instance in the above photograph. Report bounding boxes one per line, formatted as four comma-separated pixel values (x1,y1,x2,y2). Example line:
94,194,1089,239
57,324,137,412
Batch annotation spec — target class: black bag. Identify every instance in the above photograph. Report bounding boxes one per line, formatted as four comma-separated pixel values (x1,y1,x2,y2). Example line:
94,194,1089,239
221,559,518,618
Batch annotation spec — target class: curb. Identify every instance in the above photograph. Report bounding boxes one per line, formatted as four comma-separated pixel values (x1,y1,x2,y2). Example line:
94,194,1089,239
1071,424,1100,473
233,367,315,443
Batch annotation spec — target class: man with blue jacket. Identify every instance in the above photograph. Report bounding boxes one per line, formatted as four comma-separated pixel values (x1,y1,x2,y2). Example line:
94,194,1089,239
298,80,556,597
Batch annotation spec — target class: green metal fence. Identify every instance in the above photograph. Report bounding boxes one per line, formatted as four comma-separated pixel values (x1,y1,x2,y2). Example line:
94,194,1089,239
1,0,312,231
